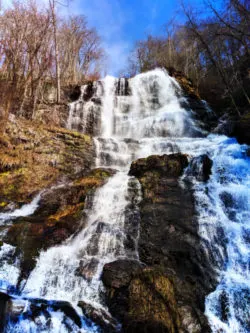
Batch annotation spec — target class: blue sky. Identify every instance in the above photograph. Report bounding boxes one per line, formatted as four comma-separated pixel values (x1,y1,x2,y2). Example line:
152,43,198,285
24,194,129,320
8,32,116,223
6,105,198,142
2,0,208,76
67,0,184,75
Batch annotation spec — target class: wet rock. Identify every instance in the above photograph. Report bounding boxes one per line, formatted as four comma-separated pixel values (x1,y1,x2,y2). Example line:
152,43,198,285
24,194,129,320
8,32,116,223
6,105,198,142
78,300,119,332
178,306,203,333
129,153,188,178
102,260,143,323
215,112,250,146
167,68,217,131
103,154,214,332
132,154,214,331
49,300,82,327
6,298,27,321
103,266,208,333
82,82,94,101
76,258,99,281
167,67,197,98
6,297,82,329
3,168,115,282
102,259,143,289
218,290,230,323
66,85,81,102
213,114,236,136
0,292,10,331
186,154,213,182
91,97,102,105
219,191,238,221
181,97,217,132
115,78,131,96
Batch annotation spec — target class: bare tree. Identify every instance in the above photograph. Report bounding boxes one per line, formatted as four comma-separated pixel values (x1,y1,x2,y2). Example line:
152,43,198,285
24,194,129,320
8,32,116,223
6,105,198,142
0,0,105,123
49,0,61,103
59,15,104,85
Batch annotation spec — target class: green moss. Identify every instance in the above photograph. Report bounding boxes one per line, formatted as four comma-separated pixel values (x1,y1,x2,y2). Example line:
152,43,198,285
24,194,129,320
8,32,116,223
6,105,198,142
90,168,112,179
83,135,91,144
0,171,11,177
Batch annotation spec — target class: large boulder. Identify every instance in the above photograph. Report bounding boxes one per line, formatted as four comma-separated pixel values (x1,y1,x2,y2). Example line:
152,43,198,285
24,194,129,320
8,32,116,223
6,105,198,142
102,259,143,322
129,153,188,179
124,269,181,333
102,259,143,290
102,266,208,333
103,154,216,332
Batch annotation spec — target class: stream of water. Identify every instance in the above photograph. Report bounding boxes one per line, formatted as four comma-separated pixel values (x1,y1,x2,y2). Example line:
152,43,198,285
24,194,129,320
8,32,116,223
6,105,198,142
0,69,249,332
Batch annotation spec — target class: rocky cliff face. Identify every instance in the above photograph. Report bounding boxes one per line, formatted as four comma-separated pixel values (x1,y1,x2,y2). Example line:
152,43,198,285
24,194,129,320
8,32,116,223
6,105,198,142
167,68,217,132
0,115,94,207
0,116,116,285
102,154,214,332
3,168,115,283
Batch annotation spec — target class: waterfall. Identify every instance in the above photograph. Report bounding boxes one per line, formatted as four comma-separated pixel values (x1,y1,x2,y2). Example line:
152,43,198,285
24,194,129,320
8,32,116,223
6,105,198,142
0,68,249,332
0,193,41,224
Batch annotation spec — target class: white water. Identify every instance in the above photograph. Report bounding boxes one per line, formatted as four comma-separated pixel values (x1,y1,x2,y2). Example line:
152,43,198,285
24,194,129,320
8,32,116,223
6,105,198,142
1,68,249,332
23,172,139,303
0,192,41,224
0,243,20,289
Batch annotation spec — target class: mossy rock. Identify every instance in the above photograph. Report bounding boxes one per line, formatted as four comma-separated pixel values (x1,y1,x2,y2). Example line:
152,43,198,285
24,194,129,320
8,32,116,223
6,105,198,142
125,268,180,333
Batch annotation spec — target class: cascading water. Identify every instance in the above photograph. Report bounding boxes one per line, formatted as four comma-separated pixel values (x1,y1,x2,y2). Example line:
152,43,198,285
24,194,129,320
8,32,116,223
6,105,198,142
0,68,249,332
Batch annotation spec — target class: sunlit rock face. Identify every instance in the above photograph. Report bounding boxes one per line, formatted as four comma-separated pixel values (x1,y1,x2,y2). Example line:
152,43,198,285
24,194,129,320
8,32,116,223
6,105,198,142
0,69,249,333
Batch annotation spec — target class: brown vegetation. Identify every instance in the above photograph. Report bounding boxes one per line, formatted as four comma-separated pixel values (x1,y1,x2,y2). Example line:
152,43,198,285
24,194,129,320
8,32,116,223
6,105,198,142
0,115,94,206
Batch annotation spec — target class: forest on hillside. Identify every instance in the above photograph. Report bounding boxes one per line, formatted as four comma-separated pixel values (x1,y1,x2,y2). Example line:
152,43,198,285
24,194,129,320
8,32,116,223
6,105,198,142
127,0,249,116
0,0,249,130
0,0,104,126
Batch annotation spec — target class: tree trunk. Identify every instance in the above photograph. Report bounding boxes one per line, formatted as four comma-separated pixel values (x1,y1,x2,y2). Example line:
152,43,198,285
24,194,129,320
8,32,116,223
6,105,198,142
50,0,61,103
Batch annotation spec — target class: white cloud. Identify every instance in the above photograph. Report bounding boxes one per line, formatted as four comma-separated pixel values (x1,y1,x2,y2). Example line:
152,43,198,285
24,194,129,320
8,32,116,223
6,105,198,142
65,0,131,76
103,41,130,76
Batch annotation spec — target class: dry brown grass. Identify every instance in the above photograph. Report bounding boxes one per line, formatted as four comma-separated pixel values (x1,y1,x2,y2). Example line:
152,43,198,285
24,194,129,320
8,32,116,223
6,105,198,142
0,117,93,204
